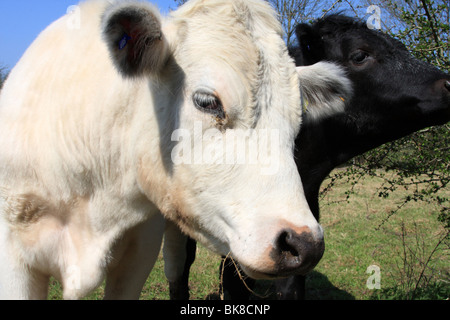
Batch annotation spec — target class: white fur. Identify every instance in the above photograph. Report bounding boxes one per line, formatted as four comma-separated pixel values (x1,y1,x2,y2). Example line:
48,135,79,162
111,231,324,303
161,61,353,296
297,61,353,121
0,0,322,299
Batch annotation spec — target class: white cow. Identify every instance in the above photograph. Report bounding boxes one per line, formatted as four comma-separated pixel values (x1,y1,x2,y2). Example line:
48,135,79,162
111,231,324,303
0,0,325,300
162,61,353,299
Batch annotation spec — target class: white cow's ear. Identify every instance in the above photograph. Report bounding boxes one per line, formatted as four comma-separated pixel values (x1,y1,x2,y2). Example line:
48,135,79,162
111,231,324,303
102,2,170,77
297,62,353,121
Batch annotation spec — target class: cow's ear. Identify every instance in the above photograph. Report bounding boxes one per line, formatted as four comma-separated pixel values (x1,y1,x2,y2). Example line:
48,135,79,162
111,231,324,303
295,23,322,65
297,62,352,121
295,23,313,49
102,2,170,78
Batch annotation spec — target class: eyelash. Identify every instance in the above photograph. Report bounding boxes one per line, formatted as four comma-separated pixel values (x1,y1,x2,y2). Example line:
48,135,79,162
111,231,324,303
193,92,225,119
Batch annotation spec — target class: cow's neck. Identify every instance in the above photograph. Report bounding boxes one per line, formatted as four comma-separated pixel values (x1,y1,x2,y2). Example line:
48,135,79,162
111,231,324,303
296,114,384,219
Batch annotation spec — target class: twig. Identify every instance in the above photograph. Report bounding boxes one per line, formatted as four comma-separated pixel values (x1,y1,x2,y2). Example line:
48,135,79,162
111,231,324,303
411,230,449,299
420,0,444,59
220,252,271,299
321,0,343,18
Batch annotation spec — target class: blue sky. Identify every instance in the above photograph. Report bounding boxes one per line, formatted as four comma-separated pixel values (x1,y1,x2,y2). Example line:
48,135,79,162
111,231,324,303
0,0,176,71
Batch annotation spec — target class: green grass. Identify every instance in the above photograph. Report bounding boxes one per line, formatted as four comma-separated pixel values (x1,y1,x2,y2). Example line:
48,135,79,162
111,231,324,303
141,244,222,300
307,169,449,300
48,169,449,300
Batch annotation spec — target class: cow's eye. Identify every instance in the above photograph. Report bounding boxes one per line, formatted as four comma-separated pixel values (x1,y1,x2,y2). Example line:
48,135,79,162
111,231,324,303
193,91,224,118
350,50,370,65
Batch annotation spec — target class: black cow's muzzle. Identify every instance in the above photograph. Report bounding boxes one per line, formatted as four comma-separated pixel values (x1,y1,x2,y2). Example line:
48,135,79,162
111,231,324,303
445,80,450,92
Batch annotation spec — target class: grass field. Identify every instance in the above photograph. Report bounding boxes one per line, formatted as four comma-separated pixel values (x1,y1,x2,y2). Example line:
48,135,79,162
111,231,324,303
48,168,449,300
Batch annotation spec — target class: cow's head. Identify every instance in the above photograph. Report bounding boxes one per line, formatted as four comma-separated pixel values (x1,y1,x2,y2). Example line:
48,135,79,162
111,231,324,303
102,0,326,278
293,14,450,143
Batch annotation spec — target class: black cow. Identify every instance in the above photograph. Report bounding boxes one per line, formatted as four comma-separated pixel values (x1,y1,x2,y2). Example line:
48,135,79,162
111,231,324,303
169,14,450,300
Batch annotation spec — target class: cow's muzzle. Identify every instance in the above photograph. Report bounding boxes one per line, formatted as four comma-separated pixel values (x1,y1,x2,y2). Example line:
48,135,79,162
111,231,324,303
270,227,325,276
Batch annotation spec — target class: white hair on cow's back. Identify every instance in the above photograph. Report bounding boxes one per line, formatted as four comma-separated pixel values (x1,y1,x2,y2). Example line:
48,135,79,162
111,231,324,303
172,0,283,35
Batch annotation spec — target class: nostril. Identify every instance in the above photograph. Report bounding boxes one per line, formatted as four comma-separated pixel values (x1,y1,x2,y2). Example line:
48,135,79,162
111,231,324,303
277,231,301,261
274,228,325,275
445,80,450,91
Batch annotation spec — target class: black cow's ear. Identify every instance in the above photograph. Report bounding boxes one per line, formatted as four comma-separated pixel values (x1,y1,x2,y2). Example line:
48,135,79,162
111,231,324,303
295,23,313,46
295,23,322,65
102,2,170,78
